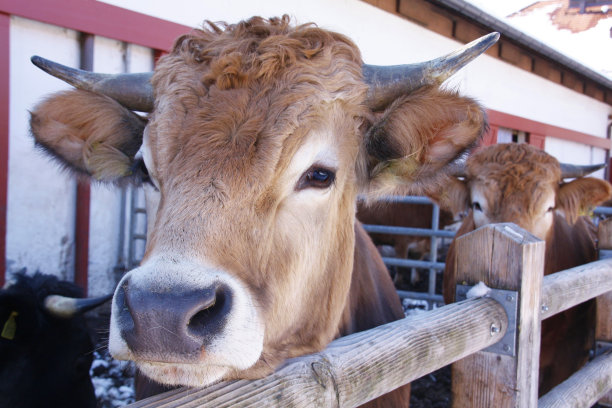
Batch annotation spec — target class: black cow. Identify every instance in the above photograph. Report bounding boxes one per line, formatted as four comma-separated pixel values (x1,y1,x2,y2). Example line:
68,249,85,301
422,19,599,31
0,272,111,408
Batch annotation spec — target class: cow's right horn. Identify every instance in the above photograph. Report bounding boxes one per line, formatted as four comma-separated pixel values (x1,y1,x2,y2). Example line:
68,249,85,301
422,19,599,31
560,163,606,179
44,293,113,319
31,56,154,112
363,32,499,111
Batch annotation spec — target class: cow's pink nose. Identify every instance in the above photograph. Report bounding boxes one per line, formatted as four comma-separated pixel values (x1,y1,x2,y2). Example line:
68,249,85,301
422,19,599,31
114,280,233,361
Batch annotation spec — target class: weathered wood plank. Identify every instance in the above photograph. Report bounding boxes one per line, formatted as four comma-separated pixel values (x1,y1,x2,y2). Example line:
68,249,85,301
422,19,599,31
451,223,545,408
127,297,507,408
539,258,612,320
538,350,612,408
598,218,612,407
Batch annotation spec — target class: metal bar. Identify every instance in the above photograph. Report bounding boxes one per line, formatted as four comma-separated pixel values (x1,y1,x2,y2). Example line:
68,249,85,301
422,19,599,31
382,256,446,270
594,206,612,216
397,290,444,303
428,204,440,298
114,186,127,274
361,224,455,238
360,195,434,204
127,186,138,270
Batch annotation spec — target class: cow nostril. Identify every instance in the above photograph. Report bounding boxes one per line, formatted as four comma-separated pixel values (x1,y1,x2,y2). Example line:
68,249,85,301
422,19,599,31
187,285,232,340
115,281,134,332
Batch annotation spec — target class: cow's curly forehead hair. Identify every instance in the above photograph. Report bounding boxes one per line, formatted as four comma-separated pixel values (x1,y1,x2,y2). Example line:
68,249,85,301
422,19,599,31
467,143,561,185
160,15,363,91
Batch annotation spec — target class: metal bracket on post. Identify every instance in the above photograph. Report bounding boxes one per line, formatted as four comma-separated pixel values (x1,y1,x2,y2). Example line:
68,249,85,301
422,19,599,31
595,341,612,358
456,284,518,357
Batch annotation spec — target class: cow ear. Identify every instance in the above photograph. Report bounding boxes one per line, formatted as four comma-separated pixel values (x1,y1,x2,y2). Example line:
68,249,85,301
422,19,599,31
427,176,470,219
556,177,612,224
30,89,145,182
362,86,486,198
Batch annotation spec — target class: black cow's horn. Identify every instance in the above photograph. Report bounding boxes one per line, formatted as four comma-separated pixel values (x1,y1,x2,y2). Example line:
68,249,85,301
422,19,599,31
43,293,113,319
560,163,606,179
30,56,154,112
363,32,500,111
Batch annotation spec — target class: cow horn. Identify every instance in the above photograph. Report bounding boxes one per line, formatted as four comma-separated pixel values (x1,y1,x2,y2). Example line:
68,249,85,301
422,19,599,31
560,162,606,179
31,56,154,112
43,293,113,319
363,32,499,111
448,162,467,178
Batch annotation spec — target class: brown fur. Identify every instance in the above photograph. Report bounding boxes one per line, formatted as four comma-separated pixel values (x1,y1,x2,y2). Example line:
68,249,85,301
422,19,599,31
30,16,489,406
443,143,612,395
30,90,145,182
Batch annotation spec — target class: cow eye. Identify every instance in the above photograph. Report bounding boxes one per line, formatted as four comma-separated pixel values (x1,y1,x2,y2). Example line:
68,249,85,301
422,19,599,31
472,202,482,212
547,206,555,213
296,166,336,190
132,158,156,189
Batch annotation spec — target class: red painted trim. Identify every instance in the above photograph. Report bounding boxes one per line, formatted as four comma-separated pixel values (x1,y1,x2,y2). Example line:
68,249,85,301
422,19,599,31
529,134,546,149
0,12,8,286
488,109,611,150
74,34,94,295
74,181,90,295
482,124,498,147
0,0,192,51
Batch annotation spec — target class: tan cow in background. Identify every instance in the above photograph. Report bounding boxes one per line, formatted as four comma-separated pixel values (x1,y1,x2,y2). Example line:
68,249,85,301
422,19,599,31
29,16,497,406
443,142,612,395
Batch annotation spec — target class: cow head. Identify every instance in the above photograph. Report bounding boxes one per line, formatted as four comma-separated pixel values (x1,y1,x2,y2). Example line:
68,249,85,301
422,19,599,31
30,16,495,387
445,143,612,240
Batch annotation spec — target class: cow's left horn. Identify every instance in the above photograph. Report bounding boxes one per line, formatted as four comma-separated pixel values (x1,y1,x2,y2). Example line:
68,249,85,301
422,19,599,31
363,32,499,111
31,56,154,112
43,293,113,319
560,163,606,179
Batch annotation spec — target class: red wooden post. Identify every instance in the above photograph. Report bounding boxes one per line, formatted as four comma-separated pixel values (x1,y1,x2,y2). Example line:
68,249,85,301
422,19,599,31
74,33,94,295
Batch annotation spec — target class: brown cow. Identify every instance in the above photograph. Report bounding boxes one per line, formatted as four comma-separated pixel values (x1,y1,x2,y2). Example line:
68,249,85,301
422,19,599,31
29,16,496,406
443,143,612,396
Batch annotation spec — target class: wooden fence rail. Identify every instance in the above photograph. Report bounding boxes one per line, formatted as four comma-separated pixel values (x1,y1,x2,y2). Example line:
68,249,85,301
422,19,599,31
538,349,612,408
129,297,506,407
540,258,612,320
127,222,612,408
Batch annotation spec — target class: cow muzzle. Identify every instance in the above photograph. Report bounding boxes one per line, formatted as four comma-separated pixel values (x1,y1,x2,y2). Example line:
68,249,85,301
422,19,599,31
114,280,233,361
108,257,264,386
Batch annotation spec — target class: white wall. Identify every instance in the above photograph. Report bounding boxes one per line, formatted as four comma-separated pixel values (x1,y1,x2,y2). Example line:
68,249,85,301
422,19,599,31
7,17,78,281
7,16,154,294
99,0,611,139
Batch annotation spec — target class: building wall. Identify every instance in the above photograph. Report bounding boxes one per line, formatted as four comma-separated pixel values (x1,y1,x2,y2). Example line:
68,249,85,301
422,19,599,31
4,0,611,294
7,16,154,295
97,0,611,143
7,17,78,280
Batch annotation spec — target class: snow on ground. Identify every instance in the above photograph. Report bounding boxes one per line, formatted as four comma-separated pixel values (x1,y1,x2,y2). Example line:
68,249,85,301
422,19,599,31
90,349,135,408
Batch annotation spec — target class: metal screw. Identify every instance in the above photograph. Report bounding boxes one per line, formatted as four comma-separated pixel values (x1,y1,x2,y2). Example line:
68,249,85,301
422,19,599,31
541,305,549,312
503,344,511,352
490,323,500,335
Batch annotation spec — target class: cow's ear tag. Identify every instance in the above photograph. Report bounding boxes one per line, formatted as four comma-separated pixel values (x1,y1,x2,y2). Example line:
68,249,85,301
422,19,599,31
1,311,18,340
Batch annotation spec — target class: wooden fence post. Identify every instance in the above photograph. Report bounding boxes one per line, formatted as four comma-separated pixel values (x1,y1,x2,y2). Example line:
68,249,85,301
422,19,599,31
451,223,545,408
597,218,612,407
